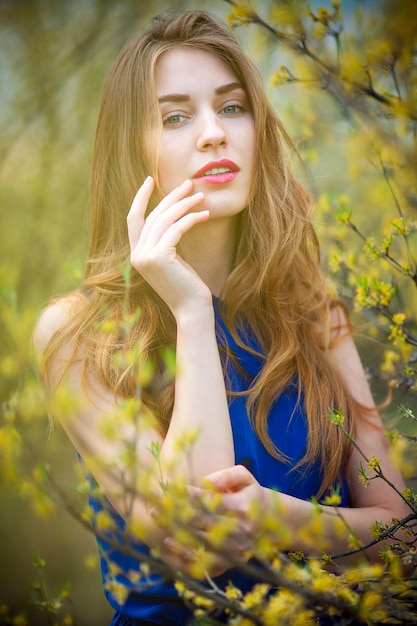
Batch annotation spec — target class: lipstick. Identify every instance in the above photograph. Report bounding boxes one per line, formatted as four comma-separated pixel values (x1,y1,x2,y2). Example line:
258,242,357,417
192,159,239,184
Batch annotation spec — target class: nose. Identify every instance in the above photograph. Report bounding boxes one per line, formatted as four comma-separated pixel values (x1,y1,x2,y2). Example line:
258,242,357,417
196,110,228,151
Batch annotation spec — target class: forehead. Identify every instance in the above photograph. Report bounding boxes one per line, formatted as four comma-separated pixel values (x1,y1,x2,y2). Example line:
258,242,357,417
154,47,241,96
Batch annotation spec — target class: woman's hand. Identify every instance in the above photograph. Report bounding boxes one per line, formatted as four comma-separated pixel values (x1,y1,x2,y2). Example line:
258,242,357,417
127,177,212,318
155,465,268,578
204,464,268,534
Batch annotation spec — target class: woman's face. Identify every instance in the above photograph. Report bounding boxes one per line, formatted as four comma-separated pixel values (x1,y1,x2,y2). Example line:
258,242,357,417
154,47,256,220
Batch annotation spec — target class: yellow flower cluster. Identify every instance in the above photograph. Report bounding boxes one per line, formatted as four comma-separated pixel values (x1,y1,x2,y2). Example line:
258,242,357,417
355,277,396,309
263,589,314,626
391,217,414,237
226,4,254,29
269,65,293,87
388,322,406,348
104,579,129,606
358,590,387,622
381,349,401,375
367,455,381,472
240,582,271,610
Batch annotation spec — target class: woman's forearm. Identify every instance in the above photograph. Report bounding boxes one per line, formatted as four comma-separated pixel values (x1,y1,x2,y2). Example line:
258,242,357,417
159,304,234,481
267,488,409,564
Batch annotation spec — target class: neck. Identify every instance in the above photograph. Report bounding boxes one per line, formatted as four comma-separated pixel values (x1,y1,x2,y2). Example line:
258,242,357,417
180,215,240,296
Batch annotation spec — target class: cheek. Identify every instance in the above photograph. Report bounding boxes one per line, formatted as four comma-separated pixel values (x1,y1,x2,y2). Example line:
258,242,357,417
157,154,174,192
157,138,183,187
249,127,257,167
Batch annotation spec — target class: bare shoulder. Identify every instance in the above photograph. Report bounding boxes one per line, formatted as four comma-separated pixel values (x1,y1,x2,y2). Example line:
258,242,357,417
33,291,85,357
328,303,376,408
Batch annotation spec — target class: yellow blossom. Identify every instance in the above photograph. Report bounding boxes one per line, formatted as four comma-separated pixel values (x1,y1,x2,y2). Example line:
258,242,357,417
380,349,400,375
311,569,338,594
390,437,415,479
269,65,293,87
348,532,363,550
313,22,327,39
336,205,352,225
388,323,406,347
84,553,98,571
403,487,416,504
392,312,406,325
81,505,95,525
174,581,187,596
139,563,150,577
263,589,313,625
340,50,365,82
227,5,253,28
225,584,243,601
378,281,395,306
322,491,342,506
191,594,214,610
95,318,118,334
95,509,115,532
365,40,392,65
207,515,240,549
108,560,122,577
391,217,411,236
359,590,386,622
174,428,199,452
316,7,331,22
241,583,271,610
345,563,384,582
367,455,381,472
32,492,56,518
104,581,128,606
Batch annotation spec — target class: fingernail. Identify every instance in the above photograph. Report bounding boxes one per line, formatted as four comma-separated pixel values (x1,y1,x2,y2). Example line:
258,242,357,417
149,507,159,519
143,175,153,185
163,537,175,550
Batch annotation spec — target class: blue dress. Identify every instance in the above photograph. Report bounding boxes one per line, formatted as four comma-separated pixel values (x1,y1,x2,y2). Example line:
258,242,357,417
88,297,349,625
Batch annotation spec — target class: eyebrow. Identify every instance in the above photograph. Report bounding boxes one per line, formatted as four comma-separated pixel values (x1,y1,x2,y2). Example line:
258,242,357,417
158,81,244,104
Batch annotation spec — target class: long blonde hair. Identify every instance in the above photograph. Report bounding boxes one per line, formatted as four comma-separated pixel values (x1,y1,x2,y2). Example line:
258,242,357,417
43,10,357,496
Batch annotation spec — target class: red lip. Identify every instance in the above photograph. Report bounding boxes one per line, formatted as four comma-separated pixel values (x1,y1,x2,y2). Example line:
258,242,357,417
192,159,240,178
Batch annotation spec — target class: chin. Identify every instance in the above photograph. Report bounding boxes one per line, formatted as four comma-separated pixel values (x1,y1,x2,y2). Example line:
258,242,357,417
205,196,247,218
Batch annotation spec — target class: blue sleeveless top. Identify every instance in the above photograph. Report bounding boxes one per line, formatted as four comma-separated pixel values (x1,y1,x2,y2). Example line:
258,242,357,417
89,297,349,624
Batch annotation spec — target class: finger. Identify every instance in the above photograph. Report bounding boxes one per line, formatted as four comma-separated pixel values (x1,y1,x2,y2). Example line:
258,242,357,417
152,499,217,534
155,209,209,250
163,537,195,562
144,178,194,223
163,536,238,577
187,484,224,517
203,464,253,493
127,176,155,249
187,509,219,532
130,210,209,277
215,491,250,516
159,544,194,574
194,531,250,569
140,193,206,247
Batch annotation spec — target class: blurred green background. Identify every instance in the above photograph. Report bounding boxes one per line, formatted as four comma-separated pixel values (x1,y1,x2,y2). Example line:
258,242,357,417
1,0,415,624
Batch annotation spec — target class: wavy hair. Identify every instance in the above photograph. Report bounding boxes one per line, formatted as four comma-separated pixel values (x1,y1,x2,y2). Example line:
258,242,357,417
43,10,358,496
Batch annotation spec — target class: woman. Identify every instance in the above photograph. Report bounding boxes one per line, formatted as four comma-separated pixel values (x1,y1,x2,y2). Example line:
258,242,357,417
33,10,408,625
